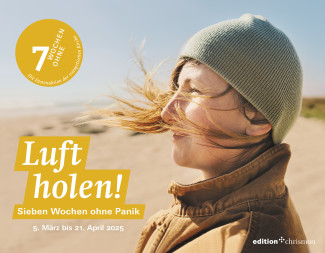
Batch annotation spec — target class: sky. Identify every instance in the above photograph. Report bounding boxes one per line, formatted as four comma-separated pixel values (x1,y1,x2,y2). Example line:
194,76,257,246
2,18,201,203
0,0,324,111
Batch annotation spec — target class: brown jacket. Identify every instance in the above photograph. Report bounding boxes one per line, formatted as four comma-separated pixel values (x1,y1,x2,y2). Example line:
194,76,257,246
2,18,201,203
135,144,310,253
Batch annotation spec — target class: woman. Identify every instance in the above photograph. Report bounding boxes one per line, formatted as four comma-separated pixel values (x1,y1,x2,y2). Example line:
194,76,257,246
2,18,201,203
92,14,309,252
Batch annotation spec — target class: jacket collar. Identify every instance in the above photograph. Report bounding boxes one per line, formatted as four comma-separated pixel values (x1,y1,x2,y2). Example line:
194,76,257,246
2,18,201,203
168,143,290,208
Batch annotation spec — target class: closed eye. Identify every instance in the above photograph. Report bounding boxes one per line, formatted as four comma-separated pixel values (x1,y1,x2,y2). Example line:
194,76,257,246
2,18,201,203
188,88,202,94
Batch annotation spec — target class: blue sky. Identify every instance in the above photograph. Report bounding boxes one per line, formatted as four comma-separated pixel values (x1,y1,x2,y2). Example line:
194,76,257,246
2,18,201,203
1,0,324,110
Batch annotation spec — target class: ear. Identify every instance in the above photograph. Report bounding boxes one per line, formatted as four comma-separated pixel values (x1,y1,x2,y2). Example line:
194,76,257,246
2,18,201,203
245,111,272,136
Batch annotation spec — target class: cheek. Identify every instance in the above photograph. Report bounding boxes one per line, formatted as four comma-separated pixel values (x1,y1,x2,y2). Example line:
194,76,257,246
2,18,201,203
210,109,247,134
185,99,247,135
184,100,210,126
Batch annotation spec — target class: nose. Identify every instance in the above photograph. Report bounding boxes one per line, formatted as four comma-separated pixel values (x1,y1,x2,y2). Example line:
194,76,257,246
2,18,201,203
161,91,184,124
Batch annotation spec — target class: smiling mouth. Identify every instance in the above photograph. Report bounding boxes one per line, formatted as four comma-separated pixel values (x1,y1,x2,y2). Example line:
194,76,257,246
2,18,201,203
171,132,189,141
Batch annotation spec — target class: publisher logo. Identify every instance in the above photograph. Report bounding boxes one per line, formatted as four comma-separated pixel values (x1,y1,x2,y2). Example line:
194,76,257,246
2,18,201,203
15,19,83,87
253,237,316,245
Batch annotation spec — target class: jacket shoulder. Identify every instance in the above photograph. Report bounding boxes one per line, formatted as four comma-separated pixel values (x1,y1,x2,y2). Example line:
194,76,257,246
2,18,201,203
171,215,251,253
242,210,310,253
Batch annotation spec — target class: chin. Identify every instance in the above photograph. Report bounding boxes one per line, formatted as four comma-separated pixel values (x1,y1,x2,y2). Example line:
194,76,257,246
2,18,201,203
171,147,197,168
171,148,189,167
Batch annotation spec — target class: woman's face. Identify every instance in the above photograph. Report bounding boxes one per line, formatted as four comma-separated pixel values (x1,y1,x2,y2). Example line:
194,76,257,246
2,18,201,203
161,62,254,178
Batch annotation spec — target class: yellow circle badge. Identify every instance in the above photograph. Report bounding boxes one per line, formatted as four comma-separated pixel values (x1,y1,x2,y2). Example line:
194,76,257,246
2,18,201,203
16,19,83,87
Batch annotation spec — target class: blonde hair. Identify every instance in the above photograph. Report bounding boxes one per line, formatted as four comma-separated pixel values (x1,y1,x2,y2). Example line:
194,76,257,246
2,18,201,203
85,56,274,154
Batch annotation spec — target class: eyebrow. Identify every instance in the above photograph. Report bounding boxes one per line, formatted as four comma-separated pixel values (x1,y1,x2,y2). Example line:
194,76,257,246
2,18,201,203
180,77,233,97
181,77,213,92
182,78,192,85
182,78,205,88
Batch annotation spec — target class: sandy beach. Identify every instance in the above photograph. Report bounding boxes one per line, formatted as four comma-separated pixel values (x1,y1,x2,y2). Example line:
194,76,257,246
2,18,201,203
0,112,324,253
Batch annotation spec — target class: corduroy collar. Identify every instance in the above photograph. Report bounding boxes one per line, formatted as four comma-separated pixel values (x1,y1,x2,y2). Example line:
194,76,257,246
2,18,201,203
168,143,291,209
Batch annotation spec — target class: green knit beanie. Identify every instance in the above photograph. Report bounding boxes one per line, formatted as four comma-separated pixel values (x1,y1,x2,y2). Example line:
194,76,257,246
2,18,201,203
179,14,303,144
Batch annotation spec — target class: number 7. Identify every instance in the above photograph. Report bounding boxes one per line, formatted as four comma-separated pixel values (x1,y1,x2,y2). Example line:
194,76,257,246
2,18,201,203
32,46,49,71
